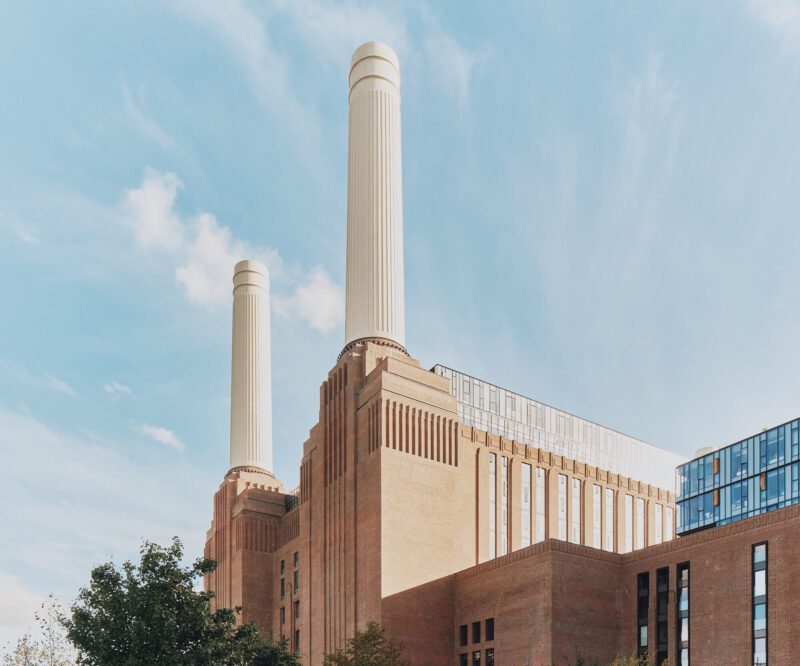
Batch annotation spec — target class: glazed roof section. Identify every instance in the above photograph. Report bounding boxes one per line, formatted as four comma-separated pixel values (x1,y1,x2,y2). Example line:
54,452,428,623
433,365,686,491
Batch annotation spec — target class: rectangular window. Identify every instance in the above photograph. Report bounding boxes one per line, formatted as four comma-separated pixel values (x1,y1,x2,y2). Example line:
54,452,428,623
636,498,645,549
593,485,602,548
294,630,300,653
665,507,673,542
677,563,689,666
485,618,494,641
459,624,468,647
571,478,581,544
501,457,509,555
489,453,496,558
294,600,300,618
637,571,649,658
625,495,633,553
281,578,285,600
489,388,498,413
460,654,468,666
485,648,494,666
472,651,481,666
280,560,285,575
294,551,299,568
536,468,546,542
293,570,298,593
753,542,767,666
472,621,481,644
654,504,662,545
521,464,531,548
558,474,567,540
605,488,614,551
656,567,669,665
280,606,285,624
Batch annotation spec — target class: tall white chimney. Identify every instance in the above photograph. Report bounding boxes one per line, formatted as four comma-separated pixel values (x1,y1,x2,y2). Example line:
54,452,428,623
229,259,273,473
344,42,406,352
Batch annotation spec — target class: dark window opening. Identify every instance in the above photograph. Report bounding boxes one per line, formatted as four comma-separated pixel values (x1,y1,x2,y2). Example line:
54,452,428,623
485,647,494,666
656,567,669,665
294,551,299,568
459,654,468,666
472,621,481,644
280,578,285,600
280,607,285,625
472,650,481,666
485,618,494,642
294,600,300,619
459,625,468,647
293,570,298,593
637,571,649,658
280,560,285,575
294,630,300,652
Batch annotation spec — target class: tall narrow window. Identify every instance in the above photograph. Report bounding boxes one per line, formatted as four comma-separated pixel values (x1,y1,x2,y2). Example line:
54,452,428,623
489,454,496,558
665,507,674,542
753,543,767,666
637,572,649,658
593,485,602,548
625,495,633,553
636,498,645,550
558,474,567,540
536,468,546,542
500,457,509,555
570,478,581,544
654,504,663,545
521,463,531,548
656,567,669,665
677,563,689,666
604,488,614,551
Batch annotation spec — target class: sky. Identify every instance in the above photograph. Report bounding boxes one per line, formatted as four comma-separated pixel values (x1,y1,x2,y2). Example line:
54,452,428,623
2,0,800,647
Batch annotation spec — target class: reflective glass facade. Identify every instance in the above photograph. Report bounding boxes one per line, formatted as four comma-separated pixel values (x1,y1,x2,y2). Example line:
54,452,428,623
676,419,800,535
433,365,685,489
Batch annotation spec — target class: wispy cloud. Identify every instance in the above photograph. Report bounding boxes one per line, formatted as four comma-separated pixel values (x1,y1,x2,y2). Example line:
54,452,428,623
123,168,343,331
749,0,800,53
104,381,133,398
0,211,39,244
137,422,184,450
45,376,77,397
122,83,177,151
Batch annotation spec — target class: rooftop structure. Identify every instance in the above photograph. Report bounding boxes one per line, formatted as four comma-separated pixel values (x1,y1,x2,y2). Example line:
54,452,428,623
433,365,685,490
676,417,800,535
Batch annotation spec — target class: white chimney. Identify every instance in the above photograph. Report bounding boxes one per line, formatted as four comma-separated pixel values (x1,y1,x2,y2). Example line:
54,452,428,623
229,259,273,473
344,42,406,352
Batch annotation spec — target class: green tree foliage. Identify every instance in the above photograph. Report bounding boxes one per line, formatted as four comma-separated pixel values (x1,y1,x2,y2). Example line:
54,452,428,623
60,537,299,666
322,621,408,666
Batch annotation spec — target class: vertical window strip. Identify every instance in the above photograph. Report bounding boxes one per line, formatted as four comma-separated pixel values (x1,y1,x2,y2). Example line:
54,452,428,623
677,562,689,666
521,463,531,548
637,571,649,658
558,474,567,541
500,457,509,555
536,468,546,543
489,453,496,559
753,542,767,666
604,488,614,552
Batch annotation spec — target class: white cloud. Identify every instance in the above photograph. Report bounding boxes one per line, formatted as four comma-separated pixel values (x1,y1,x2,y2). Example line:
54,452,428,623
137,422,185,450
104,381,133,397
123,168,184,250
0,358,77,398
750,0,800,52
0,573,43,628
123,168,343,330
0,211,39,244
284,265,345,332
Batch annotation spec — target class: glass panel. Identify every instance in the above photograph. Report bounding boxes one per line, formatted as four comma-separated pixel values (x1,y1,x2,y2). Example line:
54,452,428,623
639,625,647,647
754,570,766,597
754,603,766,631
753,637,766,665
754,543,766,564
681,648,689,666
679,587,689,611
680,616,689,642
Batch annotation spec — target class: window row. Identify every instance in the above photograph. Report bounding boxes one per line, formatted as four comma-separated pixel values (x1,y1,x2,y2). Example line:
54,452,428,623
678,420,800,499
458,618,494,646
459,649,494,666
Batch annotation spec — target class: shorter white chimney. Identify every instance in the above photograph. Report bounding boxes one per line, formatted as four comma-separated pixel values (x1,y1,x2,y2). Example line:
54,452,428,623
229,259,273,473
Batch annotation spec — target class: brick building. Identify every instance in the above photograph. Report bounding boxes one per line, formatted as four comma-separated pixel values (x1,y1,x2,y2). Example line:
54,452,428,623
205,42,795,665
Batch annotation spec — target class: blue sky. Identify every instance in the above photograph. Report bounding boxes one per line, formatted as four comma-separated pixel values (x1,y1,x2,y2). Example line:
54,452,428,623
2,0,800,645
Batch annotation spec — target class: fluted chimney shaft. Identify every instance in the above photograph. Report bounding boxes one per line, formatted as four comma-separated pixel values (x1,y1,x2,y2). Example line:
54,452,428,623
344,42,406,352
229,259,273,473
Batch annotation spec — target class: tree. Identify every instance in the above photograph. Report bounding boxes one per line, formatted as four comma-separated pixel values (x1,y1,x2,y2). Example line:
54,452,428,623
60,537,299,666
322,621,407,666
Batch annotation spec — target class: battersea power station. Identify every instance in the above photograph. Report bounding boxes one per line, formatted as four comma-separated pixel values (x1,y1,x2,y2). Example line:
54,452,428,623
205,43,800,665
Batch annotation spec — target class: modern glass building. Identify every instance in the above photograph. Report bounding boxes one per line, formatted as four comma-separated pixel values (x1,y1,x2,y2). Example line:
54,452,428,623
676,418,800,535
432,365,685,490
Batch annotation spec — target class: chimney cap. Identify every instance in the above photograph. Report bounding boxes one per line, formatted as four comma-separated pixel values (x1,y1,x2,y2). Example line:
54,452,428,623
350,41,399,70
233,259,269,291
